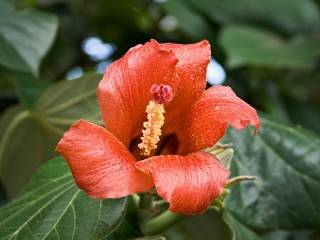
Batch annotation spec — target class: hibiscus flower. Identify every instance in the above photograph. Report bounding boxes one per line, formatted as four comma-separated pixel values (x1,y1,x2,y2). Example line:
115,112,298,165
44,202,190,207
56,39,260,215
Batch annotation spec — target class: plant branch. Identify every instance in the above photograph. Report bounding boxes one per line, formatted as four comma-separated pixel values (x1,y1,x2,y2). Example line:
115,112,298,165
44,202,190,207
142,210,182,235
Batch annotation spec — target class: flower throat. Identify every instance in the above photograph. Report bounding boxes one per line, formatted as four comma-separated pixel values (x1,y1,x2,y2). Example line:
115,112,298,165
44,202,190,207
138,84,173,156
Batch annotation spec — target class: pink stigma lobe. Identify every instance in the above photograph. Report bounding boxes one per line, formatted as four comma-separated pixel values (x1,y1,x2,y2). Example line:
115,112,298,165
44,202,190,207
151,84,173,104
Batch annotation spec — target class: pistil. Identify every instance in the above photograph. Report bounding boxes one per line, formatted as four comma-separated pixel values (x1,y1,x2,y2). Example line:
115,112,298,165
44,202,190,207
138,84,173,156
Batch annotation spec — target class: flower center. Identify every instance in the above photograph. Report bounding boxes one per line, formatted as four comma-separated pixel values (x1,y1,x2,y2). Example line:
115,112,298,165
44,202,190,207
138,84,173,156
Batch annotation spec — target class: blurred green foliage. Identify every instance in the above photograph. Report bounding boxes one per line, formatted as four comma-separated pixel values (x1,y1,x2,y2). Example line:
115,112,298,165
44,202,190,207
0,0,320,239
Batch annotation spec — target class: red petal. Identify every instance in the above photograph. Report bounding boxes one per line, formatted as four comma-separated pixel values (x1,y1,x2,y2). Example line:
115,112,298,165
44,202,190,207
136,152,229,215
56,120,153,198
97,40,211,146
97,40,178,146
177,86,260,154
161,40,211,133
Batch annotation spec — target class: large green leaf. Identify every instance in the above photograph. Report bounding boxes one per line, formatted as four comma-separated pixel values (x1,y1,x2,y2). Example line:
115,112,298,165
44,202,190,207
0,107,60,199
0,157,127,239
14,73,53,108
33,73,102,128
224,118,320,230
262,229,316,240
223,211,261,240
219,25,320,69
0,73,102,198
164,211,230,240
284,98,320,135
0,1,58,76
162,0,212,39
186,0,320,35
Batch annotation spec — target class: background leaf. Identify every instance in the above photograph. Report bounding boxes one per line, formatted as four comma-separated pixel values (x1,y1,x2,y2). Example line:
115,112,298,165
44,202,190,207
0,0,58,76
224,118,320,230
0,107,59,199
219,25,320,69
162,0,212,39
164,211,230,240
13,73,52,108
0,73,101,198
223,211,261,240
0,157,128,240
34,72,102,129
186,0,320,35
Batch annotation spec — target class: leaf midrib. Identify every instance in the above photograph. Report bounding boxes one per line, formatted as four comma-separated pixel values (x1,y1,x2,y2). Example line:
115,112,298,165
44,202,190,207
0,179,74,229
41,190,81,240
232,156,302,224
257,132,320,184
5,182,75,240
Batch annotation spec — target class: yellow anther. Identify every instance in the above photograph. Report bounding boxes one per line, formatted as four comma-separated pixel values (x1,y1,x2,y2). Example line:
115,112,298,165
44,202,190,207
138,100,165,156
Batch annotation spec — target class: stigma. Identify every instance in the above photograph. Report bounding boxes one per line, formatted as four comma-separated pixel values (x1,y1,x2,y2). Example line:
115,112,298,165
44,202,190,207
138,84,173,156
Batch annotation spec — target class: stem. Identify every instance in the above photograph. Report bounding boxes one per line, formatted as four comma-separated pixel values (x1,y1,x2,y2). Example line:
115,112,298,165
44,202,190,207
226,175,256,188
208,143,233,155
142,210,182,235
152,200,168,210
0,110,30,169
139,193,154,210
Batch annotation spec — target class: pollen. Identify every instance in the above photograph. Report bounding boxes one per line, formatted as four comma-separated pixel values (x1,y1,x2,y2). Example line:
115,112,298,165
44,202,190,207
138,84,173,156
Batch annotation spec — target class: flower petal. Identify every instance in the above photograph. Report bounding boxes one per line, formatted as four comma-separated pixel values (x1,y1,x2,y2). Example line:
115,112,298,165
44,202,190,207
56,120,153,198
136,152,229,215
97,40,211,146
97,40,178,146
161,40,211,132
177,86,260,154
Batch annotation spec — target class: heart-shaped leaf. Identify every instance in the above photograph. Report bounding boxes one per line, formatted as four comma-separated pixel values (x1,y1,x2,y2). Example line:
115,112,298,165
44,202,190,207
0,1,58,76
33,73,102,128
219,25,320,69
0,73,102,198
162,0,212,39
0,157,127,240
224,118,320,230
223,211,261,240
164,211,230,240
186,0,320,35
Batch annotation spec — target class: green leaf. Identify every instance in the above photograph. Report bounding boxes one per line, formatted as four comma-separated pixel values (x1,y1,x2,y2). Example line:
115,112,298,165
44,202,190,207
164,211,230,240
106,219,141,240
0,1,58,76
284,97,320,135
162,0,212,39
223,211,261,240
219,25,320,69
186,0,320,35
0,73,102,198
224,118,320,230
33,72,102,128
0,108,59,199
106,197,144,239
14,73,52,108
135,237,166,240
262,229,316,240
0,157,127,239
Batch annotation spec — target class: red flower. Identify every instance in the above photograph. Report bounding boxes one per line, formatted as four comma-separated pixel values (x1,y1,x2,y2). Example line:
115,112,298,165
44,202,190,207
56,40,260,215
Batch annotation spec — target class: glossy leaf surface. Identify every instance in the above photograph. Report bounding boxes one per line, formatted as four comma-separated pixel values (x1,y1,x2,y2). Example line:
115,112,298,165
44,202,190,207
224,118,320,230
186,0,320,34
0,1,58,75
0,157,127,240
220,25,320,69
223,211,261,240
0,74,101,197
